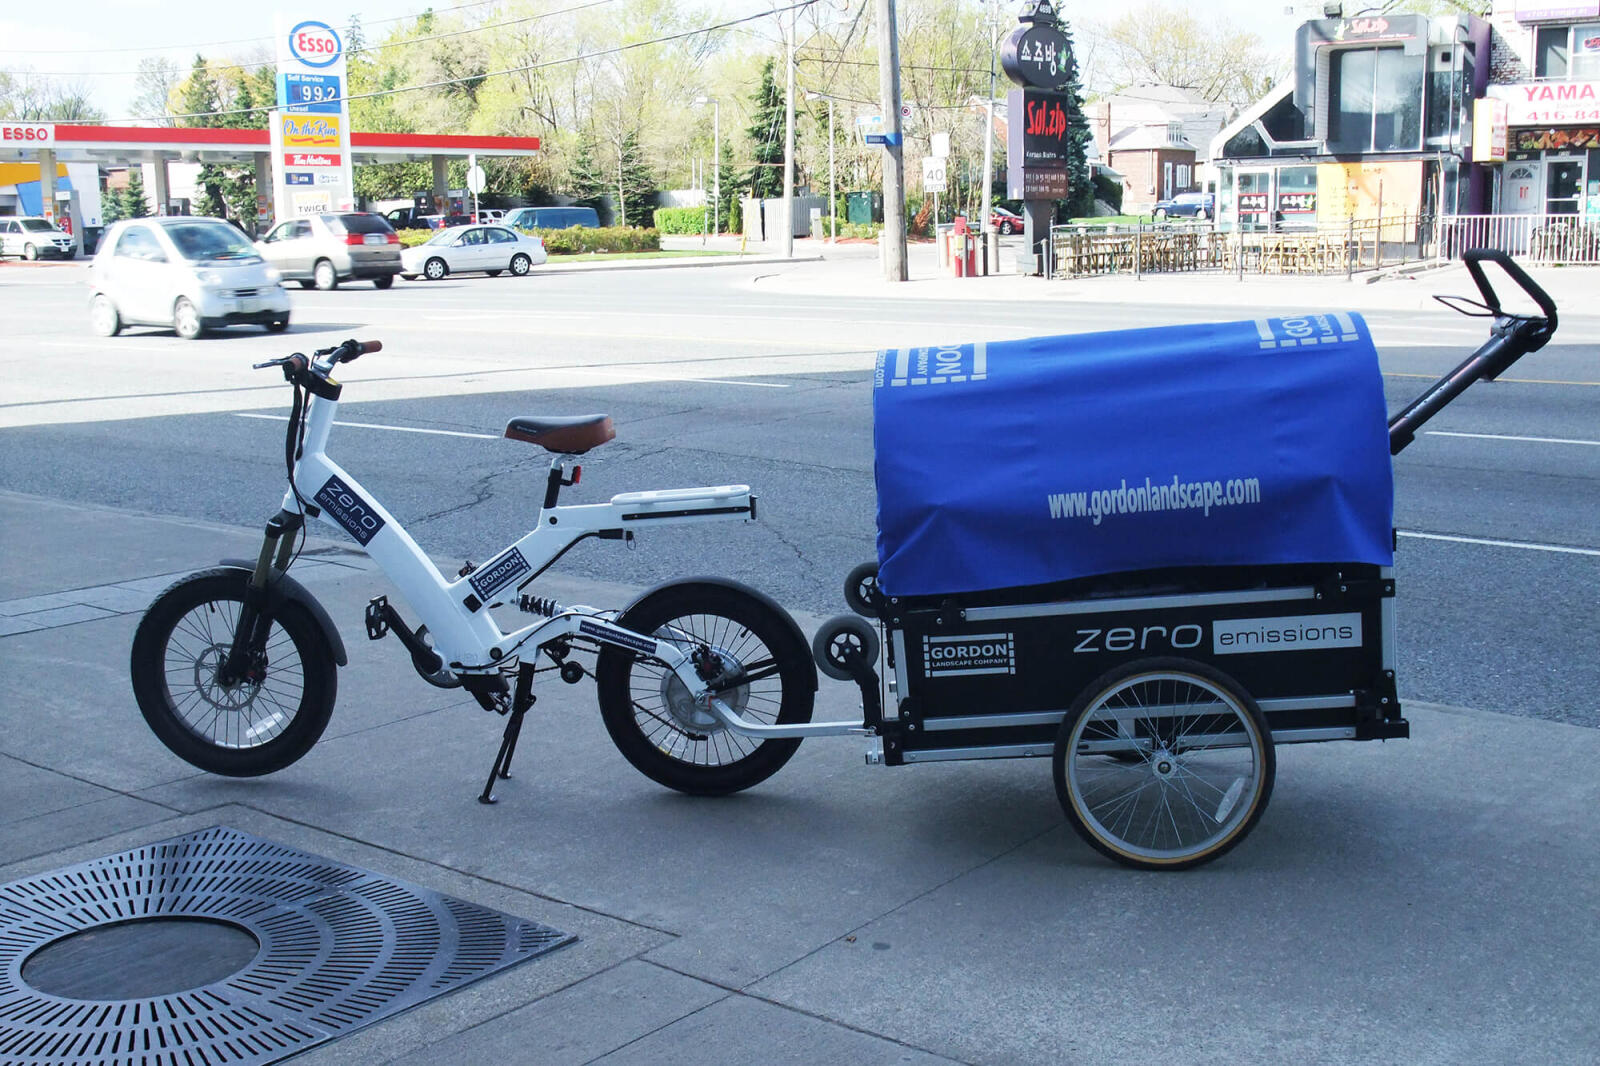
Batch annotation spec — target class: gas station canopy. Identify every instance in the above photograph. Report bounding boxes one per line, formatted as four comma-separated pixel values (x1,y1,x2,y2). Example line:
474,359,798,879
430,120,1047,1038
0,124,540,165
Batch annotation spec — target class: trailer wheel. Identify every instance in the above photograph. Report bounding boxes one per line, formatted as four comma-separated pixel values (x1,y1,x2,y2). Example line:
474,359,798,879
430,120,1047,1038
1053,657,1274,871
812,614,879,681
843,561,881,618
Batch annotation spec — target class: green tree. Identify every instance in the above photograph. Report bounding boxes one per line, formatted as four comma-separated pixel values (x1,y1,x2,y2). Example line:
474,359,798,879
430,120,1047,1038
122,169,151,219
615,129,659,228
567,133,612,223
743,57,797,200
178,54,221,125
1054,18,1095,220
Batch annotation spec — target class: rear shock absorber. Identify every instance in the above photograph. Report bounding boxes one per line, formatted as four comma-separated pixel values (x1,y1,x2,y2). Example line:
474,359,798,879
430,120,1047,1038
517,594,564,617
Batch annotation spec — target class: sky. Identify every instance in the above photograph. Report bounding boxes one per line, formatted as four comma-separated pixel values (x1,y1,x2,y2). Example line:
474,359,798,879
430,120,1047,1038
0,0,1314,123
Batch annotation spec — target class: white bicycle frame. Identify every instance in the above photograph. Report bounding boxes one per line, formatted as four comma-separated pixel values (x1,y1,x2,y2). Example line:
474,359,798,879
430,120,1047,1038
280,355,862,741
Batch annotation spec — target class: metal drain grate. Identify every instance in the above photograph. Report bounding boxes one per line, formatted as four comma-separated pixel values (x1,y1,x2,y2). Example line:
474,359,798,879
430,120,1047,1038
0,826,574,1065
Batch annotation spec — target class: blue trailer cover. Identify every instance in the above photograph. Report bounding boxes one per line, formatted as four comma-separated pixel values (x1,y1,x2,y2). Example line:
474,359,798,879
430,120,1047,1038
873,313,1395,598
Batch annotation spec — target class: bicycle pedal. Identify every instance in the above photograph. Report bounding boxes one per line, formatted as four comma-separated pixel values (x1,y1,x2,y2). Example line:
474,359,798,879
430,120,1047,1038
364,596,391,640
458,560,477,577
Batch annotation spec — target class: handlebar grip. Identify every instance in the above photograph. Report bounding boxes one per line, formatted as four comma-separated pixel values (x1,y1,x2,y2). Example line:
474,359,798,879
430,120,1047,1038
1462,249,1558,330
333,338,382,363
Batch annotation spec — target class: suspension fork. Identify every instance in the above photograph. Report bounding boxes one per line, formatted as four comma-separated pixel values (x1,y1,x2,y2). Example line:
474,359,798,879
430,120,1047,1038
219,509,303,685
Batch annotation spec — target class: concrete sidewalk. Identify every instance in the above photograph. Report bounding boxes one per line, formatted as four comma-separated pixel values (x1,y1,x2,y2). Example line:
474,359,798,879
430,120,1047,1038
749,239,1600,316
2,489,1597,1064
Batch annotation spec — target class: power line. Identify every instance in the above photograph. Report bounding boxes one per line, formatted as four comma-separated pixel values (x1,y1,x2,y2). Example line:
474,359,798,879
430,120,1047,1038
2,0,626,79
0,0,509,56
76,0,820,126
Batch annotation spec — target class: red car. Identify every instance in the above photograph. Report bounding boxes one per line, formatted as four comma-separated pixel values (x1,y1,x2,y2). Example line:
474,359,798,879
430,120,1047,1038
991,206,1022,234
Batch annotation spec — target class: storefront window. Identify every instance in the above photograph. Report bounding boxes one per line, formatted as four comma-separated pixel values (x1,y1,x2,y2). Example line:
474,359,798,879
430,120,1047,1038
1275,166,1318,230
1577,23,1600,79
1224,125,1268,159
1329,46,1425,153
1427,65,1453,145
1536,23,1600,80
1537,26,1569,79
1237,170,1273,233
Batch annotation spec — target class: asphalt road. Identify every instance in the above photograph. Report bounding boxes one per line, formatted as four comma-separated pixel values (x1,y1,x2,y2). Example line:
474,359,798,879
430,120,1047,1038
2,255,1596,727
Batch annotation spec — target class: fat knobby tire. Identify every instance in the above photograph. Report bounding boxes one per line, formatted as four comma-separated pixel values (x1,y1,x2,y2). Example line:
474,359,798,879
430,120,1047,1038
130,568,337,776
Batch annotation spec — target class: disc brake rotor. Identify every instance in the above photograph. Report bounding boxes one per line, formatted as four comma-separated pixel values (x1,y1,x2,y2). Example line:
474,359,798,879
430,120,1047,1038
658,644,748,734
193,644,263,712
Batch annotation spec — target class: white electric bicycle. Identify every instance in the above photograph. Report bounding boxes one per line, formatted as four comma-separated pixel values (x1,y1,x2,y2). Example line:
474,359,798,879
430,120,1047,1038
131,339,875,803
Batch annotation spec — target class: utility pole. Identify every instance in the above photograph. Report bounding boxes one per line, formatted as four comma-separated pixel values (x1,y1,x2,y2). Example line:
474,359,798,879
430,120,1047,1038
825,95,838,240
875,0,908,280
783,5,796,258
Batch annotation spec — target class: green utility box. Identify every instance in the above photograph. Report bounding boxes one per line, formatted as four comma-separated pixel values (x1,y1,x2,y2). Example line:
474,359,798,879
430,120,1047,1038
847,191,883,224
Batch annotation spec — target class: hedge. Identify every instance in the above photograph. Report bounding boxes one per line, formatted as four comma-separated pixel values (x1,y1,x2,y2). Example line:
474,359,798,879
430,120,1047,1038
529,225,661,254
401,225,663,254
651,206,707,234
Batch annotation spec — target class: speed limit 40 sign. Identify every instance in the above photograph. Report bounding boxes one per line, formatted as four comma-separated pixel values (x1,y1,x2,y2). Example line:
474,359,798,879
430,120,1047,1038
922,157,947,192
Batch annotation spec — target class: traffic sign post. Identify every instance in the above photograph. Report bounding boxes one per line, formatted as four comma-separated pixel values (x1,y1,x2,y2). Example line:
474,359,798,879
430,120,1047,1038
922,156,946,224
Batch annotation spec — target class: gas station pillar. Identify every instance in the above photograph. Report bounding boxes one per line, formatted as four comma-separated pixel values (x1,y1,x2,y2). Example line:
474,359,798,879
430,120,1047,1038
431,155,449,214
38,149,57,226
149,157,172,215
254,153,273,235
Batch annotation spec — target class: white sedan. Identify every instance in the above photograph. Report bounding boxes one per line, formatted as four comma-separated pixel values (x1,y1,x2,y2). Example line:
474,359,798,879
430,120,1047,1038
400,225,547,280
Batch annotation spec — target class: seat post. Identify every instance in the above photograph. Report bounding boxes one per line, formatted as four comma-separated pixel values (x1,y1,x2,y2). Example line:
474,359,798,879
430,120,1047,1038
542,459,565,510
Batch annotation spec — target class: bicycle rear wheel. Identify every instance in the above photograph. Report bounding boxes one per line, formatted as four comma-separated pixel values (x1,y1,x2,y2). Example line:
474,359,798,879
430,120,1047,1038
595,580,814,795
130,568,337,776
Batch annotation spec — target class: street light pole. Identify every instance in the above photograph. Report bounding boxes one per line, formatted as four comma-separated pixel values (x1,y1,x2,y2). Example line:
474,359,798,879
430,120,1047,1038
713,98,720,236
980,0,997,247
807,90,838,244
783,5,796,257
695,95,721,236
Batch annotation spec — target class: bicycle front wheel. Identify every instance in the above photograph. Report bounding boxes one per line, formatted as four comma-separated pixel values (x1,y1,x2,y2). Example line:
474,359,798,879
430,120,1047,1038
130,568,337,776
1054,658,1274,870
595,580,815,795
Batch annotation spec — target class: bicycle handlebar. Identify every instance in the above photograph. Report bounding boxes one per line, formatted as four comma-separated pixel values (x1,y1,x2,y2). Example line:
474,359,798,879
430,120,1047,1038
252,338,382,373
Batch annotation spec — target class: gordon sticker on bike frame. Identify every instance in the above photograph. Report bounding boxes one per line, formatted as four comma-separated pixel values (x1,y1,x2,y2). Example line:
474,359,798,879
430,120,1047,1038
314,475,386,546
468,547,531,601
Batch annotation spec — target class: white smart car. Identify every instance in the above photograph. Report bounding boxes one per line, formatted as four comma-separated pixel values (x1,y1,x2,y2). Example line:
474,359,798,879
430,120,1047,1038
401,224,547,281
88,217,292,339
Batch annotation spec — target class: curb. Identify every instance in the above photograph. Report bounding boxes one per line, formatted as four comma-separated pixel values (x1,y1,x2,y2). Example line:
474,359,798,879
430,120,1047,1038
535,253,825,276
1362,258,1457,284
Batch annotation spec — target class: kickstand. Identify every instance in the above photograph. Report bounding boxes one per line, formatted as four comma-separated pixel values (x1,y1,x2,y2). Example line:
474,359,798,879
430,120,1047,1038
479,661,536,805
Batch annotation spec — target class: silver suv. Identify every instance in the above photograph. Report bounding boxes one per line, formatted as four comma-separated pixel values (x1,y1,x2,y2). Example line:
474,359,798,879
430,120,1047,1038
255,211,402,289
1,217,75,260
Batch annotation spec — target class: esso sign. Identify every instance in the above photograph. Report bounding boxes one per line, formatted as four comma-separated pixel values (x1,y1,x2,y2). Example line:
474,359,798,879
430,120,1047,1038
1,123,56,147
288,21,342,68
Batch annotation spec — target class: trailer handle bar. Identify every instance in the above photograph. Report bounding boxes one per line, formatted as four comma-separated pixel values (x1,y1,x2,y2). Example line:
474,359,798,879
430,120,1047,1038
1388,249,1559,456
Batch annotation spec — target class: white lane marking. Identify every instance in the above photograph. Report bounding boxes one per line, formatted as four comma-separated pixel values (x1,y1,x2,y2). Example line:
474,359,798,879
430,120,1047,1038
234,413,499,439
1426,430,1600,447
1399,531,1600,557
569,367,788,388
